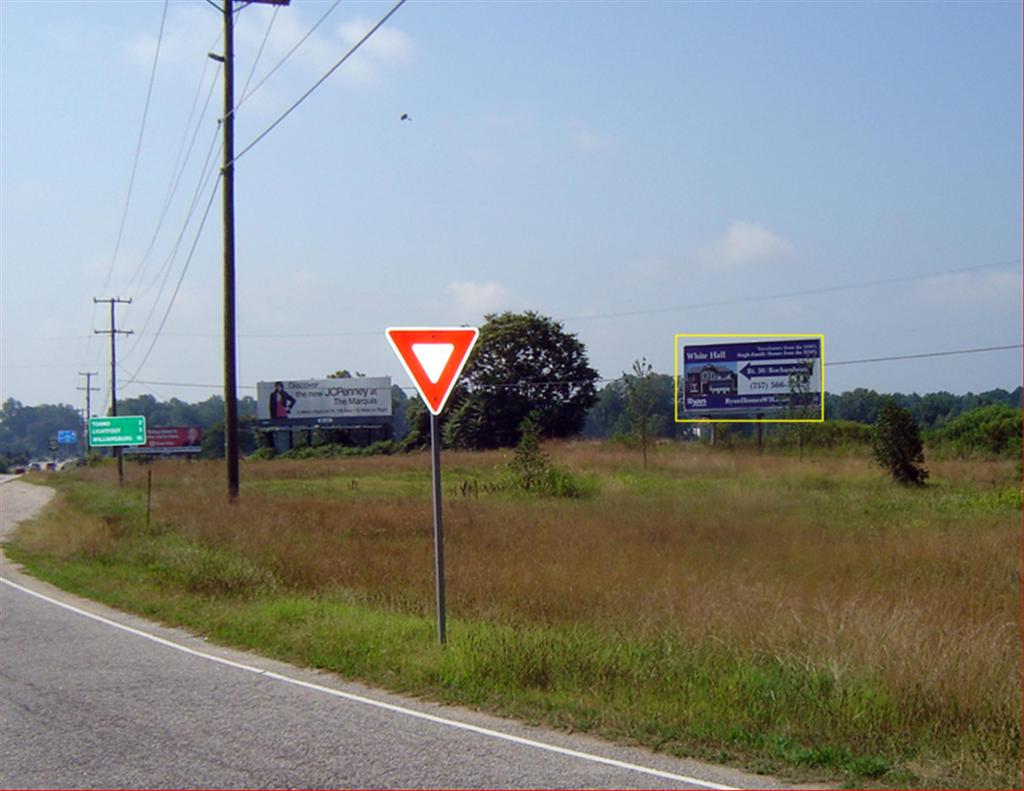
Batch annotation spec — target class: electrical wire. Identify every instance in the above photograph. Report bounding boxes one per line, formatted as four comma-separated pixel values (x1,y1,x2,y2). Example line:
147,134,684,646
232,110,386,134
123,176,223,387
101,0,169,293
115,342,1023,394
239,4,280,101
233,0,408,164
234,0,344,111
564,258,1021,323
84,0,170,390
824,344,1023,367
128,127,223,356
125,55,222,293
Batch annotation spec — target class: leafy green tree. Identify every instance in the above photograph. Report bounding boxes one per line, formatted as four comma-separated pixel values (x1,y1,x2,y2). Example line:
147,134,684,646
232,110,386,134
200,418,259,459
872,400,928,485
443,395,488,450
459,311,599,448
402,396,430,449
0,398,80,460
926,404,1022,457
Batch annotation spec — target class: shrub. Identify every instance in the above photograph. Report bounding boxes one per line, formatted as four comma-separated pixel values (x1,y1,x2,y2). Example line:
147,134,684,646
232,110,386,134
502,414,595,498
508,415,549,491
926,404,1022,458
872,400,928,486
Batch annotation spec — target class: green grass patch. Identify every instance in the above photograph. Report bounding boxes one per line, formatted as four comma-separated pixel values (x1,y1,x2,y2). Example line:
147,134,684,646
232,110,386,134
7,529,902,787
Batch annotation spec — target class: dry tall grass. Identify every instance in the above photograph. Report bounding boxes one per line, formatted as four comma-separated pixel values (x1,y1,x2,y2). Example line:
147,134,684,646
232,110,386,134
67,442,1021,783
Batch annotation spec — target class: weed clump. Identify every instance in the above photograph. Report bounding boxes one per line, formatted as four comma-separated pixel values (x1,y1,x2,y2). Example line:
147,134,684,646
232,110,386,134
505,415,594,498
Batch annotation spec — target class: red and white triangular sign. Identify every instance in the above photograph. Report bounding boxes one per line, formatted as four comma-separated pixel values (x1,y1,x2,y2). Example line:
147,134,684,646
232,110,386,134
386,327,479,415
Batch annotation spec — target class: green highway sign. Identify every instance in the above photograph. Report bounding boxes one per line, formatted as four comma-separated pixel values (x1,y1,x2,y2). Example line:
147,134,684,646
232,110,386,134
88,416,147,448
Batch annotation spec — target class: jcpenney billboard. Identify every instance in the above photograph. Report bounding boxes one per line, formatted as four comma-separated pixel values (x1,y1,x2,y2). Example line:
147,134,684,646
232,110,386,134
676,337,823,420
256,377,392,427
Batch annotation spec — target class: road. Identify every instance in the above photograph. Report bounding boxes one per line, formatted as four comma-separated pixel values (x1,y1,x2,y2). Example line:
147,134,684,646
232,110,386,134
0,478,785,789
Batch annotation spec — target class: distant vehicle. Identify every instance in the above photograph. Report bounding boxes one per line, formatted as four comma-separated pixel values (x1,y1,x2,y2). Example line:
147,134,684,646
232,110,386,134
27,461,42,472
45,462,57,472
13,465,27,474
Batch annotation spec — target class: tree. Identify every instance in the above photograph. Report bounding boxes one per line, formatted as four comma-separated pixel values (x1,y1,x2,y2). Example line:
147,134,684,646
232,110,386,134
508,413,549,490
786,360,816,460
458,311,600,448
872,400,928,485
622,358,661,468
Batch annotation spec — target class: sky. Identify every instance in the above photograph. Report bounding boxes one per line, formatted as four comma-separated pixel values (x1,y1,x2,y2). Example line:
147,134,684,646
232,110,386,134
1,0,1021,413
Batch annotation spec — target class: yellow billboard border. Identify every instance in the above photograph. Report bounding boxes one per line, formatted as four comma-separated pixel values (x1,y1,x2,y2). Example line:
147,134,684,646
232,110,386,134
674,333,826,423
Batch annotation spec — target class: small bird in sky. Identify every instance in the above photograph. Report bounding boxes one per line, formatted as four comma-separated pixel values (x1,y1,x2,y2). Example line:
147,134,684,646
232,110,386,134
400,113,411,121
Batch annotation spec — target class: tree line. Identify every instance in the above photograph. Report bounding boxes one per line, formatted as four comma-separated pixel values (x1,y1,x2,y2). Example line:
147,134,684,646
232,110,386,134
1,311,1020,462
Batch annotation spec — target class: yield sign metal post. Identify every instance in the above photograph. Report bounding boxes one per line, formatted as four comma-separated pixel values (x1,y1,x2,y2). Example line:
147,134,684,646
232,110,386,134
429,412,446,644
386,327,479,645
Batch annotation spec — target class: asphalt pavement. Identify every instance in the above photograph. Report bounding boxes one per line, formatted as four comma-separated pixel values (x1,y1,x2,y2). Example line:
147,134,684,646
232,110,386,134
0,478,790,789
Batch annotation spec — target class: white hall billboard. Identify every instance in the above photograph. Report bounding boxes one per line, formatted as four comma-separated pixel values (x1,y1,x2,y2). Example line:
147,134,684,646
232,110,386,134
675,335,824,422
257,377,392,427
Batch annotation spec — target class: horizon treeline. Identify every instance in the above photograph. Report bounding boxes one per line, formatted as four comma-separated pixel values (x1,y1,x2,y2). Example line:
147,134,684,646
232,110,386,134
1,380,1019,463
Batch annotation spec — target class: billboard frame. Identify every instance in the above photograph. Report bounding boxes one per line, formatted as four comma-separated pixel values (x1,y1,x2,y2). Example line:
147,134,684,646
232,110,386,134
674,333,826,424
255,376,393,429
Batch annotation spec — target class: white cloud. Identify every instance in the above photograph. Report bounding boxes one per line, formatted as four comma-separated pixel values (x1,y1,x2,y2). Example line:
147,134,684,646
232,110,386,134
707,220,793,266
447,281,513,317
125,6,217,71
124,7,414,92
912,269,1023,312
333,16,414,84
568,121,611,153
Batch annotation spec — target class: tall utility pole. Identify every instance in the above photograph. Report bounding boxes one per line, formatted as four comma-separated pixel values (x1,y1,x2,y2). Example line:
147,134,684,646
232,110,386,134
78,371,99,459
76,408,87,459
77,371,99,419
221,0,240,501
94,297,133,485
217,0,289,501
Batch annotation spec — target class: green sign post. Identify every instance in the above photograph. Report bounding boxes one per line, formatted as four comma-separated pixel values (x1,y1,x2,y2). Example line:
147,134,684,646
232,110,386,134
88,416,147,448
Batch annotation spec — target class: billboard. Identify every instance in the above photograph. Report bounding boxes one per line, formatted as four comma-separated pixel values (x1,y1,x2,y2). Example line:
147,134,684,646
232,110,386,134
675,336,824,421
124,426,203,455
256,377,392,427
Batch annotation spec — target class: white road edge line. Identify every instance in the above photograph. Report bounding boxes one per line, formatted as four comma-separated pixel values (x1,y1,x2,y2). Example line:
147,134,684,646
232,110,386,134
1,575,737,790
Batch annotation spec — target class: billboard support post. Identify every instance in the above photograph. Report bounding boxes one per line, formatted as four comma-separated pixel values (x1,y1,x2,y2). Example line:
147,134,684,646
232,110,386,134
430,412,446,645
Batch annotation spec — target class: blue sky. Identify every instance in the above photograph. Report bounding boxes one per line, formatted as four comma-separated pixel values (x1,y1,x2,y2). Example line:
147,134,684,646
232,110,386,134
1,0,1021,410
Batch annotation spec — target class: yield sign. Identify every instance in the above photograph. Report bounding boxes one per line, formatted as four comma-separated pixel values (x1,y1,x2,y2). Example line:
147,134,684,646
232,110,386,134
386,327,479,415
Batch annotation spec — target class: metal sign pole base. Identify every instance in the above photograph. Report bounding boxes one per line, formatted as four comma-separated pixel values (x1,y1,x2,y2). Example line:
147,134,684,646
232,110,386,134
430,413,447,645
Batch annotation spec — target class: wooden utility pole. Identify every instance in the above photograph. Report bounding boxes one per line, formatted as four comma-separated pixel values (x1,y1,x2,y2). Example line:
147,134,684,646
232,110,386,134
94,297,132,485
77,371,99,419
221,0,240,500
216,0,291,499
78,371,99,459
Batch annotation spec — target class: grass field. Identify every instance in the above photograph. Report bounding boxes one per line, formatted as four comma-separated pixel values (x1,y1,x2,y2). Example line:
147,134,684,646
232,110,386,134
7,441,1021,788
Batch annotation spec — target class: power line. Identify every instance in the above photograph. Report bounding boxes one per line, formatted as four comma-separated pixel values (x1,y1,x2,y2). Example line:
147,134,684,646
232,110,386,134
564,258,1021,323
127,127,223,357
83,0,170,386
825,344,1023,367
234,0,342,111
123,176,223,386
126,51,222,293
233,0,408,163
117,341,1023,395
101,0,169,293
237,3,283,102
